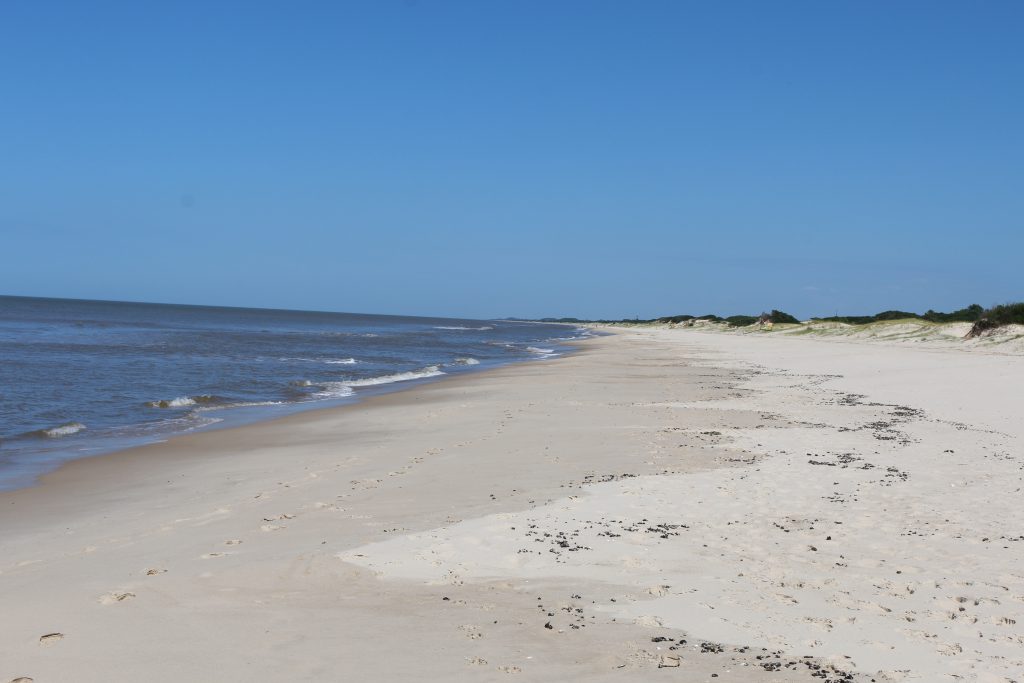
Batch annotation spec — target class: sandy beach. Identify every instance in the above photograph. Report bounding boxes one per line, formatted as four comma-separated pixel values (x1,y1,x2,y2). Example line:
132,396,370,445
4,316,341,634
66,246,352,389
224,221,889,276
2,328,1022,682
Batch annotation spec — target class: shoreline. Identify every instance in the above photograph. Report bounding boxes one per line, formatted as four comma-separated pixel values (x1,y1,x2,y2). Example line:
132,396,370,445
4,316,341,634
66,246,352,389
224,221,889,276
0,339,592,526
2,329,1021,681
0,335,585,495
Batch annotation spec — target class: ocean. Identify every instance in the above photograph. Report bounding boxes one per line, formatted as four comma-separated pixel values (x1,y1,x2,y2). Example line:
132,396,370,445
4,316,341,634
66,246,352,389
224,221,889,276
0,296,588,490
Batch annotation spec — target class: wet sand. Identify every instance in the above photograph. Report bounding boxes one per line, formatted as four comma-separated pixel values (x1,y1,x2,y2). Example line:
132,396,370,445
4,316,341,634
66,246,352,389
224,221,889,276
2,329,1021,682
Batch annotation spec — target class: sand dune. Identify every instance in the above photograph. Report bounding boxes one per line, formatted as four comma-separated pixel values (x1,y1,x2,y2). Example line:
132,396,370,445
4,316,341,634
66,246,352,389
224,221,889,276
672,317,1024,355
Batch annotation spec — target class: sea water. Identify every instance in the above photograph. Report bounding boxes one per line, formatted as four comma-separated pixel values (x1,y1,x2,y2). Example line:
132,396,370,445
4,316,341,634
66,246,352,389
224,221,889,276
0,296,588,490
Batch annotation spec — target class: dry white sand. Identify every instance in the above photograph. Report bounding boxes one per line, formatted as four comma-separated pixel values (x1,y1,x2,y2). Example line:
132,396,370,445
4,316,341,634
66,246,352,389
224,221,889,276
2,328,1021,682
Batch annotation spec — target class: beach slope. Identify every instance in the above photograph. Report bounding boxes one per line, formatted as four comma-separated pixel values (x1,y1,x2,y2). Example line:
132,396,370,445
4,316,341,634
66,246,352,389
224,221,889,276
1,329,1022,682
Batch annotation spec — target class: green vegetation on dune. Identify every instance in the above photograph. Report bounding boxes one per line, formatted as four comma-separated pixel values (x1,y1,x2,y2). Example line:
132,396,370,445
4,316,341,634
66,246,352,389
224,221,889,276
967,303,1024,337
724,315,758,327
814,304,987,326
922,304,985,323
766,310,801,324
533,303,1022,336
982,302,1024,325
874,310,922,321
653,311,798,327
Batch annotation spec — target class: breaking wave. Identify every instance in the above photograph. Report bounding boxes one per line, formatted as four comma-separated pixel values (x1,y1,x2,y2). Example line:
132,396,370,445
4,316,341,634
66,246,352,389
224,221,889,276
146,395,220,409
310,383,357,399
291,365,448,399
35,422,87,438
453,357,480,365
342,365,445,387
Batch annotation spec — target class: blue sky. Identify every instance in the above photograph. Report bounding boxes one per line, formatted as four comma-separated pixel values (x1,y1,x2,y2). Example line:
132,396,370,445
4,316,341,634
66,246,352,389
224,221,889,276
1,1,1021,319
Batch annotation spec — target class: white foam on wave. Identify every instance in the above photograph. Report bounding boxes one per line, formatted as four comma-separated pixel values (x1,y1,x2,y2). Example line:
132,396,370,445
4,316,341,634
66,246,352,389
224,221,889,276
303,365,447,399
434,325,494,331
453,357,480,365
549,328,593,342
41,422,86,438
147,396,196,409
526,346,556,355
146,395,222,409
342,365,445,388
311,383,357,399
324,358,358,364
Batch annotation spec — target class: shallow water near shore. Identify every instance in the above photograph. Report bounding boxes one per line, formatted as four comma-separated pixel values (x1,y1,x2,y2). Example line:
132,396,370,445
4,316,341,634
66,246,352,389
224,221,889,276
0,295,586,490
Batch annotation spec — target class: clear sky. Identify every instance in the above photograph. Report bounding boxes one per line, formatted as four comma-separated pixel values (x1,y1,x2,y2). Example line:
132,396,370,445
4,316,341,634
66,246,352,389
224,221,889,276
1,1,1021,320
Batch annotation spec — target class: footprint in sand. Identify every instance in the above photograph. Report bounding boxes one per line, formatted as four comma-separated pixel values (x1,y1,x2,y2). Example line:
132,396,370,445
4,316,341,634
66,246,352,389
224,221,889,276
262,514,295,528
458,624,483,639
10,677,34,682
145,568,167,576
99,592,136,605
201,552,227,559
224,539,243,545
38,633,63,645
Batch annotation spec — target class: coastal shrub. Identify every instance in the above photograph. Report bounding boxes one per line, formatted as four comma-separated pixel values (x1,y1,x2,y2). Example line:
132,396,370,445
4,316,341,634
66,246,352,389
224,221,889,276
767,310,800,324
965,302,1024,337
725,315,758,327
872,310,920,321
922,304,984,323
818,315,878,324
814,305,982,325
983,302,1024,326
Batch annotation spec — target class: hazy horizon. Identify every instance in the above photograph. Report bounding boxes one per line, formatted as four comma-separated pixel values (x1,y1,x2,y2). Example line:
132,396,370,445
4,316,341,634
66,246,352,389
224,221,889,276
1,291,1009,324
